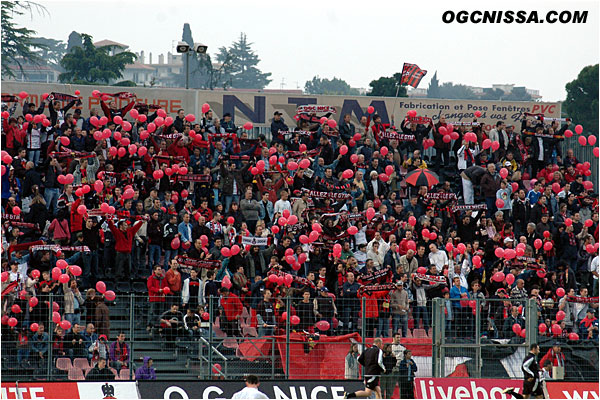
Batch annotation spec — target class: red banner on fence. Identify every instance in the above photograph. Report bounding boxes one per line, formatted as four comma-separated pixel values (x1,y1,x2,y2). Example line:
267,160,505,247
545,382,599,400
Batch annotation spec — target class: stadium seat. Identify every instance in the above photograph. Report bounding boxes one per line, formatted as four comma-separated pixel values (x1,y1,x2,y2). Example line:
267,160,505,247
118,368,134,380
73,358,90,371
413,328,427,338
56,357,72,372
116,281,131,293
68,367,85,381
132,281,147,294
223,337,239,349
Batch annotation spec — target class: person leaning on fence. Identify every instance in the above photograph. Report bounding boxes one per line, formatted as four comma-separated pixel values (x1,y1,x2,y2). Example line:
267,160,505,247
345,343,360,380
135,356,156,380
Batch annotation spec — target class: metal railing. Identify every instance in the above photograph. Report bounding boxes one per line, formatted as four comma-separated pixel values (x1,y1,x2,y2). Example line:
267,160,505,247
1,294,597,381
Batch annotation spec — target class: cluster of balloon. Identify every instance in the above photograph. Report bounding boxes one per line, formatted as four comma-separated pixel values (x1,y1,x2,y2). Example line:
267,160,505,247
268,274,285,286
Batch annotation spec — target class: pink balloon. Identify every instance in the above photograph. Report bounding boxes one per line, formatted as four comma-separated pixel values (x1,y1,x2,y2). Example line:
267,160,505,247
96,281,107,294
506,273,515,285
60,320,71,331
367,106,375,114
202,103,210,113
494,248,505,258
339,145,348,155
221,247,231,257
104,290,116,302
380,146,388,156
575,124,583,135
58,274,70,284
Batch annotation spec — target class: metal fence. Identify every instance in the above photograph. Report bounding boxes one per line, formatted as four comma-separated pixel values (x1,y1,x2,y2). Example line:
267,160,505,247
1,294,597,382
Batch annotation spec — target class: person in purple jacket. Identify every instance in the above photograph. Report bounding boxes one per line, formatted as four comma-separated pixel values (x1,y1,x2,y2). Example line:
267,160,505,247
135,356,156,380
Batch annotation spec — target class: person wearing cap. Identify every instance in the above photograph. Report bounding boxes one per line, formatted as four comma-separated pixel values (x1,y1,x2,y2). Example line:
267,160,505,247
500,152,518,173
579,309,599,340
90,333,110,362
390,278,409,337
270,111,288,144
539,342,566,373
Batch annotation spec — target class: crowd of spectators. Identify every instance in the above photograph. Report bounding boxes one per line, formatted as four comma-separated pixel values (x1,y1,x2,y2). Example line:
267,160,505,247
1,91,598,378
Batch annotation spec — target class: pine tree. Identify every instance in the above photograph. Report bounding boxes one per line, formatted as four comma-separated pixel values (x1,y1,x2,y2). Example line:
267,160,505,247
1,1,48,78
224,33,272,89
427,71,440,98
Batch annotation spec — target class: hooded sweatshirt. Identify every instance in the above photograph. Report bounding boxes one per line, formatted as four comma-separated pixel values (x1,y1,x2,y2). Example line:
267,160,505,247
135,357,156,380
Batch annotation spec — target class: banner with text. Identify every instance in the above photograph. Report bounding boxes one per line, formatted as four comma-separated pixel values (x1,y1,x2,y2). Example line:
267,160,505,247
1,82,560,133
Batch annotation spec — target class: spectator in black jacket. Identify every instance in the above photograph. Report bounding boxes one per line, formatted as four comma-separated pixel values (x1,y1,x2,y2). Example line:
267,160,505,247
85,357,115,381
339,114,356,143
270,111,288,143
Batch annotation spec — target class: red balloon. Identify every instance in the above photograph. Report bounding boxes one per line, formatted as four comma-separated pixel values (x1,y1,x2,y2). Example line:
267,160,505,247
8,317,18,327
52,312,61,324
60,320,71,331
568,332,579,341
339,145,348,155
578,136,587,146
417,267,427,274
505,273,515,285
495,199,504,209
243,122,253,130
575,124,583,135
30,323,39,332
551,324,562,336
494,248,505,258
291,315,300,325
538,323,547,334
70,265,82,276
163,286,171,295
556,310,566,321
29,297,38,307
367,106,375,114
227,216,235,225
406,240,416,251
11,304,21,314
556,287,565,297
543,242,553,251
380,146,389,156
12,206,21,215
58,274,70,284
408,216,416,226
96,281,107,294
512,323,522,335
492,272,505,282
202,312,210,321
221,247,231,257
472,255,481,267
104,290,116,301
534,239,543,249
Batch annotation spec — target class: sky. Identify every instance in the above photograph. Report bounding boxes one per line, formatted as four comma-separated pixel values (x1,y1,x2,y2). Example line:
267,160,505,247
11,0,600,101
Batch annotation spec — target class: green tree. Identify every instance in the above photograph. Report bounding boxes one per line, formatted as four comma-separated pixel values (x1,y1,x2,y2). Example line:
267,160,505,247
564,64,599,135
367,73,407,97
481,88,505,100
222,33,272,89
31,36,66,66
1,1,48,78
304,76,359,95
59,33,136,84
503,87,532,101
427,71,440,98
438,82,477,100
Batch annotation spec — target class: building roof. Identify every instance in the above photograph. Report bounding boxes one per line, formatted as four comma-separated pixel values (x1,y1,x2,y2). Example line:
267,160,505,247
125,62,155,71
94,39,128,49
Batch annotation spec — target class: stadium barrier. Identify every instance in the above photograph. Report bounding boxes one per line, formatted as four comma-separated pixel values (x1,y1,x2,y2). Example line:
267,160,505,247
1,380,598,399
1,294,597,382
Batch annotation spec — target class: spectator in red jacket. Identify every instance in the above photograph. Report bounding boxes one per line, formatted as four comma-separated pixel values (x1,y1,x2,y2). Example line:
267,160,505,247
70,197,84,234
167,136,191,163
147,265,168,332
108,218,143,280
219,287,243,337
539,342,566,375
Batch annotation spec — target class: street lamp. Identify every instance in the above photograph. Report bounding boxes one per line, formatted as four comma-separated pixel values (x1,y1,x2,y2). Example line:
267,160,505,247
176,41,208,89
